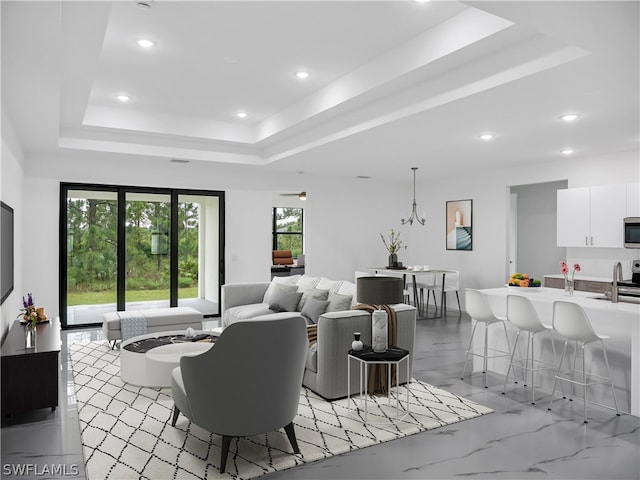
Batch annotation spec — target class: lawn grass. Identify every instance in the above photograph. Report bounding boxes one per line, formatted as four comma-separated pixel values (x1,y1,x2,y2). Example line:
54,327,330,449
67,287,199,306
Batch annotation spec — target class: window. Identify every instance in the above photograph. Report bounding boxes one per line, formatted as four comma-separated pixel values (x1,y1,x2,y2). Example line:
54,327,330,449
60,183,224,328
272,207,303,258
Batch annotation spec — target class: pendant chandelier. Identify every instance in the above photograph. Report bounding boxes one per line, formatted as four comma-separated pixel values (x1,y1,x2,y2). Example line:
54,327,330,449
401,167,426,226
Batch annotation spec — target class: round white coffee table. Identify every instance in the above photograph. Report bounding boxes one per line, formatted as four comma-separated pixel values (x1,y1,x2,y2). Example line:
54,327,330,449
120,330,216,387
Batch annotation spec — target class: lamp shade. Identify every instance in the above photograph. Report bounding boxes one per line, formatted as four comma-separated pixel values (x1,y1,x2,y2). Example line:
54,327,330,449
356,276,403,305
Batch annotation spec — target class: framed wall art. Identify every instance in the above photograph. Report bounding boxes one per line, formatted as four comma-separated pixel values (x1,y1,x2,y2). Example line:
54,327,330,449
446,199,472,250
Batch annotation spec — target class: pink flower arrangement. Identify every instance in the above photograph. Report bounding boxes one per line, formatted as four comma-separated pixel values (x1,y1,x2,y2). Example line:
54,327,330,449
560,261,581,282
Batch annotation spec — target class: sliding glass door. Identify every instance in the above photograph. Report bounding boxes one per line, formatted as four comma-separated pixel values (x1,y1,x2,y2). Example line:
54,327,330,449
60,184,224,328
65,189,119,326
124,192,172,309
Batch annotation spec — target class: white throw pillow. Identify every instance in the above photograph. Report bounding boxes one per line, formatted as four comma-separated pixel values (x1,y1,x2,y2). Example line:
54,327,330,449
316,277,342,294
297,274,320,291
337,280,357,307
263,275,301,304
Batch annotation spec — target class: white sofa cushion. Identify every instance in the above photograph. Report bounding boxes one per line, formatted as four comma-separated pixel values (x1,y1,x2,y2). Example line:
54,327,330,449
225,303,273,326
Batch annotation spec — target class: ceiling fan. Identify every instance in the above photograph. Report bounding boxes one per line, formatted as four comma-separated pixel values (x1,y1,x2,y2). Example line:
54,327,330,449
280,192,306,200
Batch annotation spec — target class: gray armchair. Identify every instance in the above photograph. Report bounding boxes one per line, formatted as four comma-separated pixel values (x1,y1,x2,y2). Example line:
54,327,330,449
170,316,308,473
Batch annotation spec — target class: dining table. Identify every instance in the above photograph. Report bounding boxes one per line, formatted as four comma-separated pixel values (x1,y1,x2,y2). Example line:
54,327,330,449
369,267,457,318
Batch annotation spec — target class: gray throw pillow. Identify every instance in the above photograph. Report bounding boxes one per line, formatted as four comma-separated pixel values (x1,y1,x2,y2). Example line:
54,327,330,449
326,292,353,312
297,288,330,310
269,287,303,312
301,296,330,324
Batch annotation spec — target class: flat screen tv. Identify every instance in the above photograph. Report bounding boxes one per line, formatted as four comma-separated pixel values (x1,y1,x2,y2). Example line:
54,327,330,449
1,201,14,305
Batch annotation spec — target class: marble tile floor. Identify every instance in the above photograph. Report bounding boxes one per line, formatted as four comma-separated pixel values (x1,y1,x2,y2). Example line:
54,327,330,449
2,313,638,480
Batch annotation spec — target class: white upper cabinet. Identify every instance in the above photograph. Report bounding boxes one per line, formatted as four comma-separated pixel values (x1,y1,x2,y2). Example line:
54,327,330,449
627,183,640,217
557,184,627,247
557,188,590,247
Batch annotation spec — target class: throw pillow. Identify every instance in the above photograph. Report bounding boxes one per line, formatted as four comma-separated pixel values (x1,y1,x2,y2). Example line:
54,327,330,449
301,296,330,324
316,278,342,294
263,276,301,304
326,292,353,312
297,275,320,291
269,289,303,313
297,287,330,310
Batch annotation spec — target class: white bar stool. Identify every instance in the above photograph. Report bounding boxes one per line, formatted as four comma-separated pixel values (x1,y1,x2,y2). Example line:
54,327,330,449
502,295,559,405
547,300,620,423
460,289,512,388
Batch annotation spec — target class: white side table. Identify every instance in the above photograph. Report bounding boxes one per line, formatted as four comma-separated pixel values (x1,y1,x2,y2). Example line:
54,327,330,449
347,345,411,425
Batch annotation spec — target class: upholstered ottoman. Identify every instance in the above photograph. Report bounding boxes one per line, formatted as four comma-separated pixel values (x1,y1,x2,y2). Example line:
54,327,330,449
102,307,203,347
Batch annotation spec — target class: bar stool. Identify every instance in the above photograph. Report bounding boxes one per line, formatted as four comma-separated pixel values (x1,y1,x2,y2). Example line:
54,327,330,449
502,295,558,405
547,300,620,423
460,289,512,388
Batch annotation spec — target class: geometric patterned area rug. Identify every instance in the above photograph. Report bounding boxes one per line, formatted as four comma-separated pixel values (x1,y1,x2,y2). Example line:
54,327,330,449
70,341,492,480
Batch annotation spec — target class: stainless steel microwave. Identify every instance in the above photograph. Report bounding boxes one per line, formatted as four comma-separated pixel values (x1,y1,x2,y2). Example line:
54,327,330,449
624,217,640,248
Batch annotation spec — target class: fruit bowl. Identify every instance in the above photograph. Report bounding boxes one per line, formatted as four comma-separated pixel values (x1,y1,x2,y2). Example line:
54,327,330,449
507,272,541,288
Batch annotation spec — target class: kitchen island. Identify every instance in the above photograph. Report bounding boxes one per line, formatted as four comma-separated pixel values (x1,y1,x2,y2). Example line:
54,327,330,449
478,287,639,416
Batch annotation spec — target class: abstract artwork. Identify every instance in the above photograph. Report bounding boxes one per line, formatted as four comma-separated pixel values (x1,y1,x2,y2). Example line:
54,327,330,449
446,199,472,250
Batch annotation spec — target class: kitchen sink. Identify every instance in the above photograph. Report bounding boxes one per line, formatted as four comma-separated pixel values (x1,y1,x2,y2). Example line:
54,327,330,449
589,295,640,304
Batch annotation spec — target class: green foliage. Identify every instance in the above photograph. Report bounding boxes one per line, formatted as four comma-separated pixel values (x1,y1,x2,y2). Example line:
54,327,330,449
66,198,200,300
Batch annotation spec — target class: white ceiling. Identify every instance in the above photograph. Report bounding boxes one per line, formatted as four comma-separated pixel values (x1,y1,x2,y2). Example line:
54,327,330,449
2,1,638,183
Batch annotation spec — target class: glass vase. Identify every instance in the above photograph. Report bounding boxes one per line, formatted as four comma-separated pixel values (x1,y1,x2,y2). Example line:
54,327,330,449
24,323,36,348
564,278,574,296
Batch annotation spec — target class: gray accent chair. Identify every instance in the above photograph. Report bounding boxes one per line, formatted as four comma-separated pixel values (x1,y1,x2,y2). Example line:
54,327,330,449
221,281,417,400
170,316,308,473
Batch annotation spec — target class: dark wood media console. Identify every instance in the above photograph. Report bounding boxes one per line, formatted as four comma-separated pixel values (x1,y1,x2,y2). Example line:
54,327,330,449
1,318,61,416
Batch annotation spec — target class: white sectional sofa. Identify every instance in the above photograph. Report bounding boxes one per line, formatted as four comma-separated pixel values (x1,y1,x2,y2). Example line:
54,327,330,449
221,275,417,400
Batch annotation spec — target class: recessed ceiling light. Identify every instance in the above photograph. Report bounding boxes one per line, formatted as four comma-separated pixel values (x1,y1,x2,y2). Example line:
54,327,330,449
116,94,131,102
236,111,248,119
137,39,155,48
479,133,495,141
561,148,574,155
295,71,310,80
414,0,430,3
560,113,580,122
170,159,190,164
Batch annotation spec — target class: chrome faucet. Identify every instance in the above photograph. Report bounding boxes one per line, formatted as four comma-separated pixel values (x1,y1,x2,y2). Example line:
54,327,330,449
612,262,624,303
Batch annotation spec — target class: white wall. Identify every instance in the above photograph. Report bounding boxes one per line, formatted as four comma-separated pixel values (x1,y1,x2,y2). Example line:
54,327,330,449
407,149,640,301
13,145,640,321
0,115,25,339
20,152,409,318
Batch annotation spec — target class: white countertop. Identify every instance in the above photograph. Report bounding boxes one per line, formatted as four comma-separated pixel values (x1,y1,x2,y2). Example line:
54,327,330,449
482,286,640,315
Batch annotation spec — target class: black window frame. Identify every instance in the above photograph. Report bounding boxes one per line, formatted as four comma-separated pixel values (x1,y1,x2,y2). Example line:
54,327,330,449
59,182,225,330
271,207,304,258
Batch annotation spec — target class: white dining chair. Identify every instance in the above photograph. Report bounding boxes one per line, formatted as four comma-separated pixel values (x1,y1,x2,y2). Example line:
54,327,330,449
502,294,559,405
428,270,461,313
547,300,620,423
460,289,512,388
405,272,437,313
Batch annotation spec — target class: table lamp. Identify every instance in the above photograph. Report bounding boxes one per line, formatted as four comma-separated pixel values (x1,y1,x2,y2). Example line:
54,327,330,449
356,276,404,352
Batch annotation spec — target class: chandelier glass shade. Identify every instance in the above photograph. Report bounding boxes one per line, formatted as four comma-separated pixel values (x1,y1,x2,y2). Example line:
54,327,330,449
401,167,426,226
